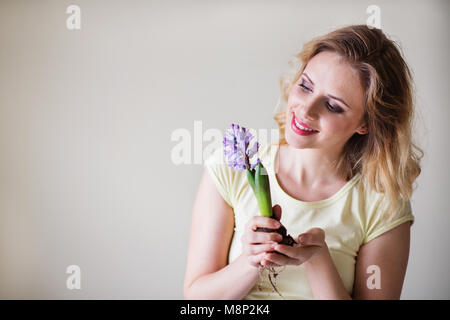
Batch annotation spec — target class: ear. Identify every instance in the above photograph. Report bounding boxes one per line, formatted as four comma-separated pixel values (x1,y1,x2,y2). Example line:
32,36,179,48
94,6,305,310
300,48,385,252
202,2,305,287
355,123,368,135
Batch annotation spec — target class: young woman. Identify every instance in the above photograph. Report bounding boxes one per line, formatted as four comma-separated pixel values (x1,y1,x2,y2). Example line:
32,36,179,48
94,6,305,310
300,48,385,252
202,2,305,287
183,25,423,300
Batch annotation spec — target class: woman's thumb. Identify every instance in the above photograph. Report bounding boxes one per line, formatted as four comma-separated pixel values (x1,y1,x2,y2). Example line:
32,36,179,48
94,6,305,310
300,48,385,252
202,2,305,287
272,204,282,221
298,228,325,246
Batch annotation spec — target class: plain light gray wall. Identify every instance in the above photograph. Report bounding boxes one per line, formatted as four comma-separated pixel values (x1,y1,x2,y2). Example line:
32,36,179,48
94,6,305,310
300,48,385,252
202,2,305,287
0,0,448,299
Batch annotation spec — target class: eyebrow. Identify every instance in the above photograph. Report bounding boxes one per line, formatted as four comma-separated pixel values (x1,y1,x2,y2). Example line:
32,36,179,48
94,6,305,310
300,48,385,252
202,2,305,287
302,72,352,110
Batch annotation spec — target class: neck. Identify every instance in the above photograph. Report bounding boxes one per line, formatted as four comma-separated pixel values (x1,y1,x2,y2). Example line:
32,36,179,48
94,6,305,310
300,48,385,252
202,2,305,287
276,144,346,188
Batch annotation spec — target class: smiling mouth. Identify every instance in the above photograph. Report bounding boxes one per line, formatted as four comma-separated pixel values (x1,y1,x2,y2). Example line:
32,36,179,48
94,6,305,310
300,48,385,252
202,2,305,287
291,114,319,136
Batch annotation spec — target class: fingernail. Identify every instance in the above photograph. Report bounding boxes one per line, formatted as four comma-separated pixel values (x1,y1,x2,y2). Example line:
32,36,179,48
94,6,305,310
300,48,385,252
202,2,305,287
300,235,309,244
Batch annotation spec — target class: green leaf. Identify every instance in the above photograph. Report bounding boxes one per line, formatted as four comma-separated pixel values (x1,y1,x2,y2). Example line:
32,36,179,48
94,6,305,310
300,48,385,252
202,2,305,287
254,162,273,217
246,169,256,193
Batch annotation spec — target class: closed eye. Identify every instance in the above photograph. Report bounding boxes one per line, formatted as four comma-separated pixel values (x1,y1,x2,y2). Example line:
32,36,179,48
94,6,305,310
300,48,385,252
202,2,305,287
298,82,311,92
298,80,344,114
326,101,344,113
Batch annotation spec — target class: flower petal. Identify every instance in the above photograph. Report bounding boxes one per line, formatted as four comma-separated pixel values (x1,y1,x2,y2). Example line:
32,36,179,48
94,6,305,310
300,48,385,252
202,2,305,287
247,141,259,159
250,157,261,170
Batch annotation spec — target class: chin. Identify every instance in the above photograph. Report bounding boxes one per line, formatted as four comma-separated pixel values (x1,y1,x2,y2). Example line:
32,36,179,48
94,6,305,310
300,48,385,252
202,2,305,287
285,130,309,149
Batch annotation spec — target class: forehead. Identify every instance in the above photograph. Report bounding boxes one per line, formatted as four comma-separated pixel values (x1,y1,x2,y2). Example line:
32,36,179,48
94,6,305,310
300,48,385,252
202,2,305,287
303,51,365,110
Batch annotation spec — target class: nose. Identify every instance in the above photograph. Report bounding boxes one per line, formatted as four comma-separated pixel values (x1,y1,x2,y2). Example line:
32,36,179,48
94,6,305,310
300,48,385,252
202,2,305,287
297,97,320,121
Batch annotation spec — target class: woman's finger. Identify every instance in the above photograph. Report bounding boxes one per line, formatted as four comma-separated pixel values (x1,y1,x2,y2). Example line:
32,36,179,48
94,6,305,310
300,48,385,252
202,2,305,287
246,216,281,231
272,204,282,221
248,252,266,267
260,258,282,268
249,230,282,244
274,244,317,263
248,252,283,268
264,252,299,266
272,243,298,258
245,243,274,255
298,228,325,246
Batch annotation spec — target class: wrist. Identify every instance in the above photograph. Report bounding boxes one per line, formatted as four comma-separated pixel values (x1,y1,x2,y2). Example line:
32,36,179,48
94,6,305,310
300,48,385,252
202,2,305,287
305,243,330,268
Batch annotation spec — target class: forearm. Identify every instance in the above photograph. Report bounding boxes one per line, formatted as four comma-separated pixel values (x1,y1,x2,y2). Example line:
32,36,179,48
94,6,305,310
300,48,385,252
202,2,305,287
185,254,262,300
304,245,352,300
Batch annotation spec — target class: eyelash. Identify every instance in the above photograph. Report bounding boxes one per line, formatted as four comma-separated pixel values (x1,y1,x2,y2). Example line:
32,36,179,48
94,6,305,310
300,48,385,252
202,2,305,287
297,82,344,114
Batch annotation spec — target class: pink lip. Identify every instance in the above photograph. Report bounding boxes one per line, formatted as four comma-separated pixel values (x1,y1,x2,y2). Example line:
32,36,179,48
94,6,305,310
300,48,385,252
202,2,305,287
291,114,319,136
294,115,317,130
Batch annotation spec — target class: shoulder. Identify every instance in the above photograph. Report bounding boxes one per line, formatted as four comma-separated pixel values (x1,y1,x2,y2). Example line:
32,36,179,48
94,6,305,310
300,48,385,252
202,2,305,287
354,176,414,245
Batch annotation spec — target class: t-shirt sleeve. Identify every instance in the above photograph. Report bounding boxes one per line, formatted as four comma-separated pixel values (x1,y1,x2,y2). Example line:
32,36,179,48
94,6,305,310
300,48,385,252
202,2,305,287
204,146,235,208
362,196,414,245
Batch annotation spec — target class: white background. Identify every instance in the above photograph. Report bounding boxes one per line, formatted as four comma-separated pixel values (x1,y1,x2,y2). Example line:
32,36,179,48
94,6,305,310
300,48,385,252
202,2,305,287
0,0,449,299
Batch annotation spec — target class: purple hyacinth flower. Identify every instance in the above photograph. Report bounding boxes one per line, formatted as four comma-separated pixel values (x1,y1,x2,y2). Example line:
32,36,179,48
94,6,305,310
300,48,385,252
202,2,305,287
223,124,260,172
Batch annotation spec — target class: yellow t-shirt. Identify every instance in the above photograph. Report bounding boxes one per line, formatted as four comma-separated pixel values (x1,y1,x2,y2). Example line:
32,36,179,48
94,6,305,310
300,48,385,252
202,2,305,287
204,142,414,300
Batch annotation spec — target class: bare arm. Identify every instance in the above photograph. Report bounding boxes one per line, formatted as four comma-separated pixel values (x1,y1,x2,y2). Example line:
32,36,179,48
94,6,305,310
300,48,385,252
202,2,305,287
183,168,261,299
302,221,412,299
352,221,412,299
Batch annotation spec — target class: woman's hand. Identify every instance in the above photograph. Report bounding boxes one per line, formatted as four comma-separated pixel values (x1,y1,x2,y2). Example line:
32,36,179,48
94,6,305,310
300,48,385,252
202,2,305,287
261,227,328,267
240,211,284,269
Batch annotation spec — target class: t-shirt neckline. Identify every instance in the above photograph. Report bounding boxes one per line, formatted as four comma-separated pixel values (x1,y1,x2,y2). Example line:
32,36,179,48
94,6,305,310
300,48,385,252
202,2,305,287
267,143,361,208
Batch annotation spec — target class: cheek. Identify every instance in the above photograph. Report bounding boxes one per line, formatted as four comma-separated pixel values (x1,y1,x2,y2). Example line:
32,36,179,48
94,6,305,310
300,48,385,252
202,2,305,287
287,86,303,106
319,116,349,134
285,110,298,128
285,108,293,122
323,118,355,135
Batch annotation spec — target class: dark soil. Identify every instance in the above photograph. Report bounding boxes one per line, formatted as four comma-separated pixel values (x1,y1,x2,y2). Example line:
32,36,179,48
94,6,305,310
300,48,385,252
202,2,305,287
256,225,297,246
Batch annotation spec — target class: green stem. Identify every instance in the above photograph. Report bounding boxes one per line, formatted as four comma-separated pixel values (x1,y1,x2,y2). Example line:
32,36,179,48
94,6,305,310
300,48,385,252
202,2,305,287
246,162,272,218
